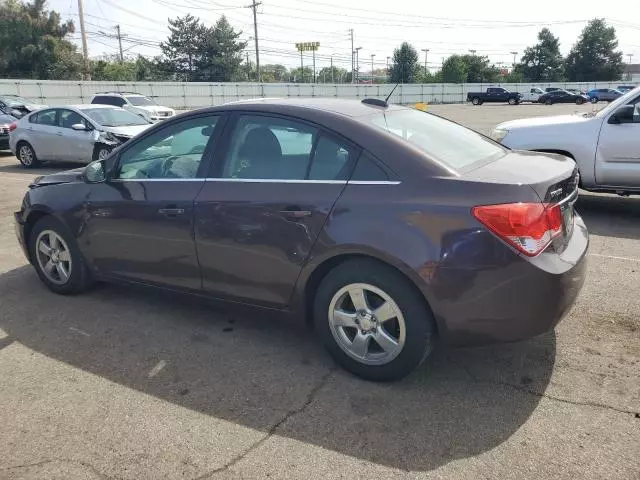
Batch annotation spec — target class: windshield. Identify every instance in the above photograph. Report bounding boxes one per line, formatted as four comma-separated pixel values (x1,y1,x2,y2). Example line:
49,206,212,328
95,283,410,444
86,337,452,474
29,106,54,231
595,86,640,118
1,95,31,106
126,95,155,106
366,109,506,170
82,107,150,127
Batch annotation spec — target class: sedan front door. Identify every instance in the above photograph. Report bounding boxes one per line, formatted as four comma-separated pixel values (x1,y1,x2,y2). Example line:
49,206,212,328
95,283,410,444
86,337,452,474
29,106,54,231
53,109,95,162
596,100,640,187
83,113,224,290
194,113,355,307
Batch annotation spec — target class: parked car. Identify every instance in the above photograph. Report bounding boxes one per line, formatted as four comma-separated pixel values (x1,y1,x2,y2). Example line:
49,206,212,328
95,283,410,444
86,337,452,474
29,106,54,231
616,86,636,93
9,104,153,168
91,92,175,122
0,95,47,118
521,87,545,103
0,113,17,150
467,87,522,105
587,88,622,103
492,86,640,195
13,98,588,381
538,89,589,105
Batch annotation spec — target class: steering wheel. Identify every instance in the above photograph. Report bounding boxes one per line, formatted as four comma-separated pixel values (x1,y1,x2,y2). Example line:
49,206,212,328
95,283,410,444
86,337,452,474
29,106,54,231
159,156,178,178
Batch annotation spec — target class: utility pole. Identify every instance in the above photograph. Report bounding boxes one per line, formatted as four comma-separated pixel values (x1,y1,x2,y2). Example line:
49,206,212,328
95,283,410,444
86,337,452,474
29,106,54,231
248,0,262,82
386,56,390,81
355,46,362,83
116,25,124,63
370,54,375,82
330,54,334,84
469,49,477,56
299,50,304,83
313,48,316,83
349,29,354,83
246,52,250,80
77,0,90,79
421,48,429,77
510,51,518,69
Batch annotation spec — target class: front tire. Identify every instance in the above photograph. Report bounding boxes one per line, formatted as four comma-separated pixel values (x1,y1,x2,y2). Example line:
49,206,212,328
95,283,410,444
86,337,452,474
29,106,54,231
313,259,436,382
590,97,598,104
16,141,40,168
28,216,93,295
576,98,585,105
93,144,112,161
508,98,517,105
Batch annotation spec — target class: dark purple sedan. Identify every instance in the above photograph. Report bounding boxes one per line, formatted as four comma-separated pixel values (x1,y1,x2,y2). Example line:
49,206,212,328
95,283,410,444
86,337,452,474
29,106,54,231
14,98,588,381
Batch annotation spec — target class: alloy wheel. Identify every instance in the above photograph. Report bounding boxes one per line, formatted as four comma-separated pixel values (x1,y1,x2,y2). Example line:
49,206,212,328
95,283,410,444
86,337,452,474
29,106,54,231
328,283,406,366
35,230,73,285
19,145,33,166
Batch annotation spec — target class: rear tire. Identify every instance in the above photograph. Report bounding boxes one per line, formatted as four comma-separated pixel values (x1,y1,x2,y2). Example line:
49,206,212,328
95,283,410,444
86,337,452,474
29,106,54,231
471,97,481,106
16,141,40,168
28,216,93,295
313,259,436,382
575,98,585,105
545,98,553,105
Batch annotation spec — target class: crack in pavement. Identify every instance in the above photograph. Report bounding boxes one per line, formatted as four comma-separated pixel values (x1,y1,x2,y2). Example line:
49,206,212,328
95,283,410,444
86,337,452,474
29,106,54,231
193,365,338,480
0,458,120,479
452,357,639,417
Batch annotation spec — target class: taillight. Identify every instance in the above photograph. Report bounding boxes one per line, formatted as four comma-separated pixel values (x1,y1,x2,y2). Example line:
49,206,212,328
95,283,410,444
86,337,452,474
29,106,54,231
472,202,562,256
9,122,17,132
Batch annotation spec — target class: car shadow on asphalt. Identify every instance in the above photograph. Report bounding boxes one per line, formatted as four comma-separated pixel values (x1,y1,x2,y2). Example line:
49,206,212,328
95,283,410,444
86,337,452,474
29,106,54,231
577,192,640,240
0,265,556,472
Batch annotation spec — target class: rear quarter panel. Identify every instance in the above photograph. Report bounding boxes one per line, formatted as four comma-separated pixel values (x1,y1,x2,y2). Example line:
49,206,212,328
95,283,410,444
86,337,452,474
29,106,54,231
294,176,542,338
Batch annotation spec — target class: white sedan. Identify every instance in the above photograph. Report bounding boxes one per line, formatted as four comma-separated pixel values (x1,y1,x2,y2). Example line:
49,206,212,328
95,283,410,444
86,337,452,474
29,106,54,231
491,86,640,194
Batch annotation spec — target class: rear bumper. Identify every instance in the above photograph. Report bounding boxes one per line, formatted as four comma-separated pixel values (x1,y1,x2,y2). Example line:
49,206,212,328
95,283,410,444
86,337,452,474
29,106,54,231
431,214,589,345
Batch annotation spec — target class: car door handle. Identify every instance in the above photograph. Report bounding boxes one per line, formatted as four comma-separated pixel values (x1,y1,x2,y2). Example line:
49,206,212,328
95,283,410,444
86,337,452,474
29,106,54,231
158,207,185,217
280,208,311,218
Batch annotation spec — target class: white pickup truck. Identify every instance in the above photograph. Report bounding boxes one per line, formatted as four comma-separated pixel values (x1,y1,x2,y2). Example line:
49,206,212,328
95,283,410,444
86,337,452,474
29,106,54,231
491,86,640,195
520,87,545,103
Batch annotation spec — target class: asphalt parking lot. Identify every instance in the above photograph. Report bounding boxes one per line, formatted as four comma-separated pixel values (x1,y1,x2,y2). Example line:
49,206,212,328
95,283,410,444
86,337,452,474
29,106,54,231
0,103,638,480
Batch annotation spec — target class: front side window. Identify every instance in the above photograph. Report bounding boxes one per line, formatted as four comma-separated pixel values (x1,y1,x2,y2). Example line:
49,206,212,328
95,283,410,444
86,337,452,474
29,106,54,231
59,110,88,129
366,109,506,170
221,115,318,180
83,107,149,127
116,116,219,180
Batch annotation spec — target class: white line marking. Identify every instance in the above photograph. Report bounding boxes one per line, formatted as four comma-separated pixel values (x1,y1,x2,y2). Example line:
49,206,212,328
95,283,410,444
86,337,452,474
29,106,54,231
148,360,167,378
69,326,91,337
589,253,640,263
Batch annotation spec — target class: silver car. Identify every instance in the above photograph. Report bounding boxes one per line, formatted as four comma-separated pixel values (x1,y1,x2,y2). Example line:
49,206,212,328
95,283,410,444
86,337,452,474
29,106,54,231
9,104,153,168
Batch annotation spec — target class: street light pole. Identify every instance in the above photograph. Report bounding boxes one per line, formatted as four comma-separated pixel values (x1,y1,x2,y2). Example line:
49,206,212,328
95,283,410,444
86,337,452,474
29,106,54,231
355,46,362,83
421,48,429,77
386,56,390,81
469,49,477,56
331,54,335,83
370,54,375,82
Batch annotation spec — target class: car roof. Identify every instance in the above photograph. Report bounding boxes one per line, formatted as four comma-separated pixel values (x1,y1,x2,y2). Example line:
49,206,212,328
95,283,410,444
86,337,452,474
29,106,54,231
93,92,144,96
66,104,122,110
216,97,408,118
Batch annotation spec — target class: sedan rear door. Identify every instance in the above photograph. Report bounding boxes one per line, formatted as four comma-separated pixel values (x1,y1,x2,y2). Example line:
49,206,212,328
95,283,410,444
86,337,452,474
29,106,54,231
25,109,61,161
194,112,355,308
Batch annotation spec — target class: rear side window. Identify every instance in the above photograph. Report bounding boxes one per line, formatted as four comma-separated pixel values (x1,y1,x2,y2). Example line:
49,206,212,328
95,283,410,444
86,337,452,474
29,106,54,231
220,115,318,180
93,95,125,107
308,136,352,180
351,152,389,181
31,109,58,126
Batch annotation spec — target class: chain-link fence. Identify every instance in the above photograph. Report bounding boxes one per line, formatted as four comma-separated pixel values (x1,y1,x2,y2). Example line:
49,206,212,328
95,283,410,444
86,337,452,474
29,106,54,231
0,79,635,109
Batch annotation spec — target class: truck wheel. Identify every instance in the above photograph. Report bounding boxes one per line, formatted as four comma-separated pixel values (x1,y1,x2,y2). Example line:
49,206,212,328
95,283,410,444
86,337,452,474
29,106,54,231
471,97,481,106
508,98,517,105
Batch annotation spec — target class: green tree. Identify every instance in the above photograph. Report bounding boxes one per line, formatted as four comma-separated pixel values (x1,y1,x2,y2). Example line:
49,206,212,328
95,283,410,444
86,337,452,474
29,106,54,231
565,19,623,81
516,28,564,81
261,64,289,82
196,16,247,82
317,66,348,83
389,42,420,83
290,66,314,83
160,14,206,81
0,0,83,79
441,55,467,83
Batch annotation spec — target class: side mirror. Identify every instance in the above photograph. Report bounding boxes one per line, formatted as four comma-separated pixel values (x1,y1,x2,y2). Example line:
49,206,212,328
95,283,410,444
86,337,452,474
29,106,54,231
83,160,106,183
71,123,89,131
609,105,635,125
